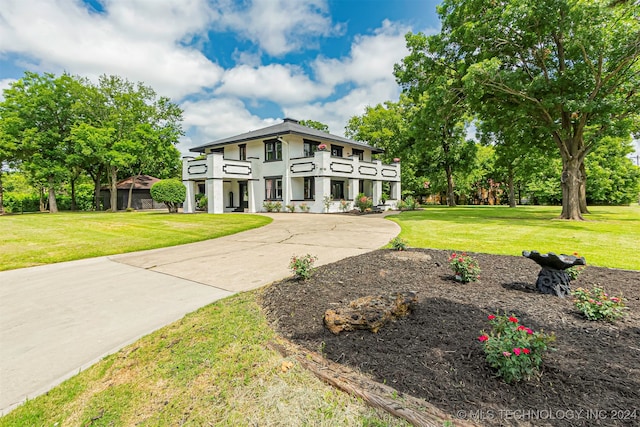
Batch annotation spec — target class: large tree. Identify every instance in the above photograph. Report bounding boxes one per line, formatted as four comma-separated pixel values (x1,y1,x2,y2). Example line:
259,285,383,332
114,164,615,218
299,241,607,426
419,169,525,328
438,0,640,219
72,75,183,211
394,32,475,206
0,72,84,213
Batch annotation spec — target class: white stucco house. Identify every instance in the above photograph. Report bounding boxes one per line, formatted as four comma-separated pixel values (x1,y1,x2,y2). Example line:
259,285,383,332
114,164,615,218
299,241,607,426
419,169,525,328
182,118,401,214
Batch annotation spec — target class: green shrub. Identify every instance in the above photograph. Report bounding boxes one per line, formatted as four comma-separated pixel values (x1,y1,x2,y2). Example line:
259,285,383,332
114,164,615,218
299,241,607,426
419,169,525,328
289,254,318,280
572,286,627,322
479,313,556,383
197,196,208,210
286,204,296,213
150,179,186,213
390,237,408,251
448,252,481,283
355,193,373,212
3,193,41,213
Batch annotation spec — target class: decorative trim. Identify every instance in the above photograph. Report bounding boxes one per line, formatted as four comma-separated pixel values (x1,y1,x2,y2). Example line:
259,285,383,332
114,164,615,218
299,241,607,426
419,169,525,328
381,168,398,178
330,162,354,174
222,163,252,175
358,165,378,176
187,163,207,175
290,162,316,173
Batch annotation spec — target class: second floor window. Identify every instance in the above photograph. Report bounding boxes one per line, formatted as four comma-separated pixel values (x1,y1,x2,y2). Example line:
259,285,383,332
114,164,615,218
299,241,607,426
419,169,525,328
264,139,282,161
331,144,343,157
352,148,364,160
239,144,246,160
303,139,320,157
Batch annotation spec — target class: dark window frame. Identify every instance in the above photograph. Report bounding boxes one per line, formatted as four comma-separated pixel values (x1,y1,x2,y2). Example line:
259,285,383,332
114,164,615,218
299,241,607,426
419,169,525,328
239,144,247,161
264,139,282,162
303,177,315,200
331,180,345,200
264,176,283,200
303,139,321,157
352,148,364,160
331,144,343,157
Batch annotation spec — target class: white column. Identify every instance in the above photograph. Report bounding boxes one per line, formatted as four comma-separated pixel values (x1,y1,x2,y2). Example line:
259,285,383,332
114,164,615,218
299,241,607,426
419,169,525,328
182,181,195,213
372,180,382,206
317,176,331,213
348,178,359,202
206,179,224,214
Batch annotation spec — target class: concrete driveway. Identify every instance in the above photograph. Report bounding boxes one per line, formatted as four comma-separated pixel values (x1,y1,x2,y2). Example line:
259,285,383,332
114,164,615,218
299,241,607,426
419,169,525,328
0,213,399,414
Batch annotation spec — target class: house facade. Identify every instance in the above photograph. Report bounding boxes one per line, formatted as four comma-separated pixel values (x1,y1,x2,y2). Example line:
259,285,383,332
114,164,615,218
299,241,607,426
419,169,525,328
182,118,401,214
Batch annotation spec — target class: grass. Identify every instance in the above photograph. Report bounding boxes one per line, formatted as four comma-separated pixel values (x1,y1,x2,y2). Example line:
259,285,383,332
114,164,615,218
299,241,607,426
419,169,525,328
0,292,407,427
0,211,272,271
388,204,640,270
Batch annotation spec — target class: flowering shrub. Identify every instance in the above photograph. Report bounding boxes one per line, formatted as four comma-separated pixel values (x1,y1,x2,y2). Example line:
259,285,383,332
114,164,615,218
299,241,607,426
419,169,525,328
566,252,586,281
448,252,481,283
340,199,351,212
479,313,556,383
572,286,626,322
390,237,408,251
285,204,296,213
289,254,318,280
355,193,373,212
397,195,420,211
298,202,310,213
318,143,327,151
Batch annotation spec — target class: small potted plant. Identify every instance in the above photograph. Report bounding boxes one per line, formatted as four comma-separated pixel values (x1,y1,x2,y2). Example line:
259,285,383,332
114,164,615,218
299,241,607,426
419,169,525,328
318,143,327,151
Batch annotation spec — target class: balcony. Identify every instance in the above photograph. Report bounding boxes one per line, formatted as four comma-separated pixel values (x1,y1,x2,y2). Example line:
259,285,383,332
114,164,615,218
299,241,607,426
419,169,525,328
289,150,400,182
183,154,253,181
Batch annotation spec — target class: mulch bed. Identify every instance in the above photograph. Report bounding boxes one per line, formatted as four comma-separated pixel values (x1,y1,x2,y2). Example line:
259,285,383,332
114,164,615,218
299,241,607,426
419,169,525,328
258,249,640,426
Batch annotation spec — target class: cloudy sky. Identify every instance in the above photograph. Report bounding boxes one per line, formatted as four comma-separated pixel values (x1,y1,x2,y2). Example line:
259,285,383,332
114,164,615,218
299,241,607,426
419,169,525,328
0,0,441,153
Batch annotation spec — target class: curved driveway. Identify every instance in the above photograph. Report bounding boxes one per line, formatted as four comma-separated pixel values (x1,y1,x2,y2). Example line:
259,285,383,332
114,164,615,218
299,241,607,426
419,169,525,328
0,213,399,414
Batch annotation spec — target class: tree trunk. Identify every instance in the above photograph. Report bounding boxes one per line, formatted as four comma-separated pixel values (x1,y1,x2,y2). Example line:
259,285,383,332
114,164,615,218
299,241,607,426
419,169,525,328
70,177,77,211
90,166,103,211
0,171,4,215
579,162,590,214
109,166,118,212
39,186,45,212
48,176,58,213
560,157,584,220
445,165,456,207
508,166,516,208
127,174,139,210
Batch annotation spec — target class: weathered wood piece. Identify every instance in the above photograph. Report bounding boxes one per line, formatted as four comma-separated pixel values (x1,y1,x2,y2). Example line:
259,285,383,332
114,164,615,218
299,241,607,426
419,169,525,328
324,291,418,334
267,338,479,427
522,250,586,297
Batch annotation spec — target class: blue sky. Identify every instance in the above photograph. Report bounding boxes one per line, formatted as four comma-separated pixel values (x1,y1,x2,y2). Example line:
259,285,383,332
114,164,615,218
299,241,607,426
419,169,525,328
0,0,442,153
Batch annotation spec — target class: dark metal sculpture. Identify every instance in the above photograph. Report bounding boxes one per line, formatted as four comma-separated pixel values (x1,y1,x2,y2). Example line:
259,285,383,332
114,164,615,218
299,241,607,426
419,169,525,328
522,250,586,297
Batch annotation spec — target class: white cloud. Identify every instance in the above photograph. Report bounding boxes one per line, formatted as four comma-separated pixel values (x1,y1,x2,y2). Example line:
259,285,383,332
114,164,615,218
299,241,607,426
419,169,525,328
0,0,223,99
0,78,17,101
180,97,279,150
215,64,331,104
313,20,410,88
213,0,343,56
284,80,401,136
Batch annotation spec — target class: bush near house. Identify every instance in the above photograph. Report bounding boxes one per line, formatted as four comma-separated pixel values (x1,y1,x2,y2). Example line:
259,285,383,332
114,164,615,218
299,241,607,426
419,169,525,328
150,179,186,213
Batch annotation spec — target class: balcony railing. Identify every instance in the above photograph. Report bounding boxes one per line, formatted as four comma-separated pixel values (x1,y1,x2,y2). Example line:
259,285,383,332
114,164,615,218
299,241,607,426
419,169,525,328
183,154,253,180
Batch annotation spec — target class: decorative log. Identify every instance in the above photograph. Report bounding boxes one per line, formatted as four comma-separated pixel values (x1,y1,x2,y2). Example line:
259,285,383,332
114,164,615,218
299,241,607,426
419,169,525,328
324,291,418,334
267,338,478,427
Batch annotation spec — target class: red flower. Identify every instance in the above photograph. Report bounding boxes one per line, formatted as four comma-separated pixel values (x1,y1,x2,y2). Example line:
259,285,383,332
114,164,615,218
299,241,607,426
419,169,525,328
487,314,496,320
508,316,518,323
513,348,521,356
478,335,489,342
523,348,531,354
517,325,526,331
458,257,463,262
526,328,533,335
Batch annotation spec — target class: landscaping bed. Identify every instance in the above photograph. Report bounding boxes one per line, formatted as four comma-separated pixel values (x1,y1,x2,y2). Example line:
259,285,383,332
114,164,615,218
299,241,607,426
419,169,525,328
259,249,640,426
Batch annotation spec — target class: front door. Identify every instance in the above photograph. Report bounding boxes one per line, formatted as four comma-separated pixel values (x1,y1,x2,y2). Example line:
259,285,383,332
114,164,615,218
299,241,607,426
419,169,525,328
238,181,249,209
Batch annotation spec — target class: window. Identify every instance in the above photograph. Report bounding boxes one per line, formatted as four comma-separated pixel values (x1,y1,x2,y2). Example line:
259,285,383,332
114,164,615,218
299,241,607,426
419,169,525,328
265,177,283,200
239,144,246,161
352,148,364,160
331,180,345,200
304,177,315,200
264,139,282,161
331,144,343,157
303,139,320,157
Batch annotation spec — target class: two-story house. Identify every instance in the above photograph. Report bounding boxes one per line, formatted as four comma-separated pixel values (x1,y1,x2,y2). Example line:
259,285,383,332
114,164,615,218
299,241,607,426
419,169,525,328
182,118,401,213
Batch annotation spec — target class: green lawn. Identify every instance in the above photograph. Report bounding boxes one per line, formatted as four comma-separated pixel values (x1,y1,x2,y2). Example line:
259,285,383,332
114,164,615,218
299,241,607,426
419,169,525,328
0,211,272,271
0,292,407,427
388,204,640,270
